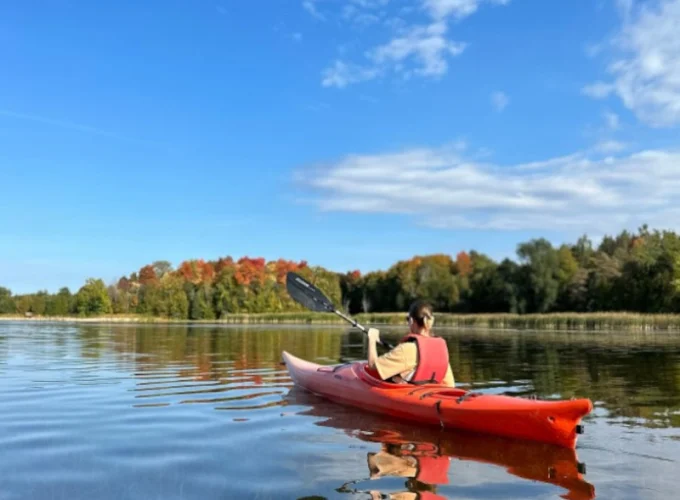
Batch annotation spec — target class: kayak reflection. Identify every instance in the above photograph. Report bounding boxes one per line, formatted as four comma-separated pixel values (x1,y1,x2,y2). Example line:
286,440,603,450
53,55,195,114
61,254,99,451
286,388,595,500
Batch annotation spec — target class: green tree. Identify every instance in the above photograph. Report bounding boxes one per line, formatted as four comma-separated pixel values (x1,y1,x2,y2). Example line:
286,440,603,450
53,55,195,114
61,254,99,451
45,287,72,316
31,291,48,316
517,239,560,313
0,287,14,314
152,260,173,279
143,274,189,319
213,266,242,316
14,295,32,315
190,283,215,320
466,257,520,313
586,252,622,311
75,279,113,316
571,235,594,267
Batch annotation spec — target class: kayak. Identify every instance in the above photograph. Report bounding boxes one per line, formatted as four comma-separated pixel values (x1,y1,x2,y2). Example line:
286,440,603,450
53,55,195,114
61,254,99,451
282,351,593,449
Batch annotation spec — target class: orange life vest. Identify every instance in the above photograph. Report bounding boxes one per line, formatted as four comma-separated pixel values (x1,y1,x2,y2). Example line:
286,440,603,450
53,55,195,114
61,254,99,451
390,443,451,485
399,334,449,384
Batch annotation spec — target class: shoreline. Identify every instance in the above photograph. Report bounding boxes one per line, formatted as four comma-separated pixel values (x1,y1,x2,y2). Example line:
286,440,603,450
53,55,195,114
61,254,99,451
3,312,680,331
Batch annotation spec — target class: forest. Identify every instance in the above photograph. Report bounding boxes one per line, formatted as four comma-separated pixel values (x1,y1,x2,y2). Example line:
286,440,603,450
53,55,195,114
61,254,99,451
2,226,680,319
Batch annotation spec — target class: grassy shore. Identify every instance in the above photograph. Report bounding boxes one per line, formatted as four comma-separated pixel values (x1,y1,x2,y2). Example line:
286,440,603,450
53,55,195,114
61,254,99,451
3,312,680,331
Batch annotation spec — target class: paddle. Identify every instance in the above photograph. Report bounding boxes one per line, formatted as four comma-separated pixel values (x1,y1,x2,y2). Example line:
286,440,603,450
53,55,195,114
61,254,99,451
286,271,393,349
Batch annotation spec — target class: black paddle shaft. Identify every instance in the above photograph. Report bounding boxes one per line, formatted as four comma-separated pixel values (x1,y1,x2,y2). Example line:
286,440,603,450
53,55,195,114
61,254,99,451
285,272,393,349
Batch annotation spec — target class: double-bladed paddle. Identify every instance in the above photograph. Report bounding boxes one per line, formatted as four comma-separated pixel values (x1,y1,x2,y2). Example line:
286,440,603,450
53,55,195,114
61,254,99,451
285,271,393,349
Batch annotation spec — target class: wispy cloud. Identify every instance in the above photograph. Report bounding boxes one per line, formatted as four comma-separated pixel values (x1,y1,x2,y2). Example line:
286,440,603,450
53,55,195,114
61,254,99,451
297,141,680,234
594,139,627,153
322,61,380,88
582,0,680,127
369,22,466,77
0,108,163,148
603,110,620,130
320,0,509,88
423,0,509,20
292,32,303,42
490,91,509,112
343,1,386,26
581,82,614,99
302,0,325,20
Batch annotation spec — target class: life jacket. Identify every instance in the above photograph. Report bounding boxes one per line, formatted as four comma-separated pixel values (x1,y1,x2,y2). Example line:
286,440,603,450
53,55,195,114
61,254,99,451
418,492,449,500
390,444,451,485
399,334,449,384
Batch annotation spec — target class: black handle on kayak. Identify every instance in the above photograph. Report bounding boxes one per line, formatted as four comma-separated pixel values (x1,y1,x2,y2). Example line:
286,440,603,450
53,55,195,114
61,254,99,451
285,272,393,349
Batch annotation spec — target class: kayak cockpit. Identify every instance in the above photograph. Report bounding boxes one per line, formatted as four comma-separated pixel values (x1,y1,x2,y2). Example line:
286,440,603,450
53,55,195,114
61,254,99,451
358,363,468,396
316,363,352,373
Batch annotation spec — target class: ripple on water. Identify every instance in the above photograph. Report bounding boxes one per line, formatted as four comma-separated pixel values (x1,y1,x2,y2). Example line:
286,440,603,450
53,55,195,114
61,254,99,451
1,323,680,500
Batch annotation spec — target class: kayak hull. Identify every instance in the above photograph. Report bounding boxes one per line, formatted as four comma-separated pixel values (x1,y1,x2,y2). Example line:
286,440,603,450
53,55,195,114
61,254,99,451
282,350,593,449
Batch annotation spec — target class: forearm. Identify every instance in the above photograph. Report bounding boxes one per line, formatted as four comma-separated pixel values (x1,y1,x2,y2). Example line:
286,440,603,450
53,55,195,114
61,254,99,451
367,337,379,368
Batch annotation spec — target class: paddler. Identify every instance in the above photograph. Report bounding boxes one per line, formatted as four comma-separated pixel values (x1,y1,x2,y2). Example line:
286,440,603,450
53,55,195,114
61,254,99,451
367,300,455,387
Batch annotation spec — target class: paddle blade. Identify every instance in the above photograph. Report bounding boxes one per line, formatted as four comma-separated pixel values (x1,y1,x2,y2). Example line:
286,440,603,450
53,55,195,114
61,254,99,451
286,272,335,313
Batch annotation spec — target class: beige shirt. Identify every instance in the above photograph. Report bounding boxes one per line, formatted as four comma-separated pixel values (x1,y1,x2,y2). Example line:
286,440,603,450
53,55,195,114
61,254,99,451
374,342,455,387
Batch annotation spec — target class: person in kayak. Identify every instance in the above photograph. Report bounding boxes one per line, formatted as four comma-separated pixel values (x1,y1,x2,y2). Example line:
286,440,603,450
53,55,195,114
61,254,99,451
367,300,454,387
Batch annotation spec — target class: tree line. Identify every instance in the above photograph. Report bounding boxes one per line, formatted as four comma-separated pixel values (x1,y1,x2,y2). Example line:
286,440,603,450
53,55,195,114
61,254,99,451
2,226,680,318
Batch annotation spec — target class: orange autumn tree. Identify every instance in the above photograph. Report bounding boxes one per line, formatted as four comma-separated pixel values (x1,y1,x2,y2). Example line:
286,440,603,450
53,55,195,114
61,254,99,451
138,265,158,286
456,251,472,277
178,259,215,285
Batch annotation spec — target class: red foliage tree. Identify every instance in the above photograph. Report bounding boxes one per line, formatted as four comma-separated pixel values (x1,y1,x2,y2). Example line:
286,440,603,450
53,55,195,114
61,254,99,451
139,265,158,286
235,257,266,286
178,259,215,284
456,251,472,277
215,257,235,274
117,277,131,291
178,261,195,282
272,259,308,284
199,261,215,283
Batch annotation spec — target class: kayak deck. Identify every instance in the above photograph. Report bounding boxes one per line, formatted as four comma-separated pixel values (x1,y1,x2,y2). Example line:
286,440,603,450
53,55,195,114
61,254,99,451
282,350,593,448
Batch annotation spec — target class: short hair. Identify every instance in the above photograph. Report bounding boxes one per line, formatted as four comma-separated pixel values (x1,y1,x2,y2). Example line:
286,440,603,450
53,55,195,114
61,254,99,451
408,300,434,328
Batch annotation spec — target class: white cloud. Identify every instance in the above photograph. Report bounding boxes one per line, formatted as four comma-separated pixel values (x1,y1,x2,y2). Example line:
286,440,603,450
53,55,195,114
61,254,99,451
369,22,466,77
320,0,509,87
594,139,627,153
423,0,509,20
581,81,615,99
298,142,680,233
322,60,380,88
603,110,620,130
351,0,390,8
583,0,680,127
322,22,466,86
490,91,509,112
585,42,604,58
302,0,325,20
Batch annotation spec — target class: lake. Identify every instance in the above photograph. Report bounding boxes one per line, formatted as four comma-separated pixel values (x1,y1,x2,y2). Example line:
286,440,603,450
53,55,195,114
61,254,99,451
1,322,679,499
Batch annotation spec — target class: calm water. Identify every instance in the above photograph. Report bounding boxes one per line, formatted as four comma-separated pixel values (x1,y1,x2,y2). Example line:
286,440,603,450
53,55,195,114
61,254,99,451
1,323,679,500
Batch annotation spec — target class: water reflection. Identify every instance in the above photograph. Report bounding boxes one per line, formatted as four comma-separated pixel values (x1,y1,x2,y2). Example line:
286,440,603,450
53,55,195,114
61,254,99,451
287,389,595,500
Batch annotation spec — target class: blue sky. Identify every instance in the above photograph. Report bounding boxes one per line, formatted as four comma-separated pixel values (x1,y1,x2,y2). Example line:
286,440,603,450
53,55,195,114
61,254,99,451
2,0,680,293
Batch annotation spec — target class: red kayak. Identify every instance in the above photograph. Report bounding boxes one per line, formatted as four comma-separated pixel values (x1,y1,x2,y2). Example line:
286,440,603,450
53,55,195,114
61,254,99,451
282,351,593,449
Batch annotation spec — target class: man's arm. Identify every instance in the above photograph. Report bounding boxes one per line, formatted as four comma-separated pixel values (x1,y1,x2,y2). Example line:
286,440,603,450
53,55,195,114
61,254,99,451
367,328,381,370
367,329,413,381
443,365,455,387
